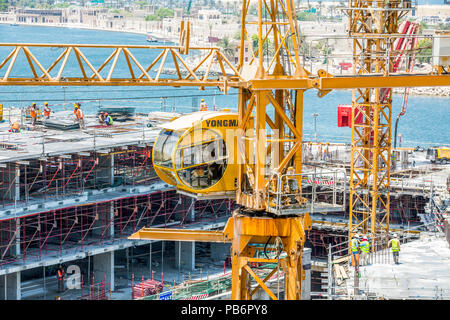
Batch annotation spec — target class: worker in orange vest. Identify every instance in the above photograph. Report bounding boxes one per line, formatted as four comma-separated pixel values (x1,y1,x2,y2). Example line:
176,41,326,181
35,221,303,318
10,121,20,133
56,265,65,293
73,103,85,129
43,102,52,119
324,142,330,160
200,99,207,111
29,103,38,127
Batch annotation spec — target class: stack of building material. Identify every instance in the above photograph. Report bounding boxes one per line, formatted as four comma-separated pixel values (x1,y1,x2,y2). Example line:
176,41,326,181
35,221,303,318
98,106,135,122
44,120,80,130
132,279,163,299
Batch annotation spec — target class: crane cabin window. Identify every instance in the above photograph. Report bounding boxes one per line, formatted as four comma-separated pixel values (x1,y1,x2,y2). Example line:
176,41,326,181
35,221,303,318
153,129,181,168
175,129,228,190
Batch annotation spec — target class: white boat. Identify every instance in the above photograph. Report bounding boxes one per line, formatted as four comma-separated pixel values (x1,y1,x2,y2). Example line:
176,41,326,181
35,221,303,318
146,35,158,43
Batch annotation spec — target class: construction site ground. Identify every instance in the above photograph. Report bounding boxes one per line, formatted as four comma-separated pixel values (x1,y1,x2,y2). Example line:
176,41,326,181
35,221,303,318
343,233,450,299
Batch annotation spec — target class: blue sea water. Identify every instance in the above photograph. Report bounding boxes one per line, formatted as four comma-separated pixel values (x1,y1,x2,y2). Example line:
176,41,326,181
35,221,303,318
0,24,448,147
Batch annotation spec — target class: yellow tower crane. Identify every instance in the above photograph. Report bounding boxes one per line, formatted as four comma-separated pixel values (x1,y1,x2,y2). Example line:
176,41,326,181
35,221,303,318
0,0,449,300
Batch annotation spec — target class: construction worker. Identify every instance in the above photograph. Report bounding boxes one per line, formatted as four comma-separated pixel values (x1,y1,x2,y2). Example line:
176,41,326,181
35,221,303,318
98,111,105,124
359,236,370,266
200,99,207,111
324,142,330,160
387,233,401,265
10,120,20,133
104,112,113,126
43,102,52,120
29,103,38,127
350,234,360,267
73,103,85,129
56,265,65,293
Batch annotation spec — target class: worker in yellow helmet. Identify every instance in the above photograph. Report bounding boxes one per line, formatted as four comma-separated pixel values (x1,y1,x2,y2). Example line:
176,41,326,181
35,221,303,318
73,103,85,130
10,120,20,133
387,234,401,264
350,234,360,268
29,103,38,127
200,99,207,111
43,102,52,120
359,236,370,266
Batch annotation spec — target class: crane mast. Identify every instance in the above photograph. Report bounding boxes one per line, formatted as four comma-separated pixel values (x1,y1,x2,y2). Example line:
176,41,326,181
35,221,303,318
347,0,413,245
1,0,449,301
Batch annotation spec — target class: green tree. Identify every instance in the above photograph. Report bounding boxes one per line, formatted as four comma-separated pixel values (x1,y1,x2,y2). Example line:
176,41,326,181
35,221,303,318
297,11,317,21
0,0,9,12
416,38,432,63
137,0,147,9
251,34,274,56
217,37,236,60
145,7,174,21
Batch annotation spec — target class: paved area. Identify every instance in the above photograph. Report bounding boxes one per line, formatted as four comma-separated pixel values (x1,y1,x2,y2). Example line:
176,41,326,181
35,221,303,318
358,233,450,299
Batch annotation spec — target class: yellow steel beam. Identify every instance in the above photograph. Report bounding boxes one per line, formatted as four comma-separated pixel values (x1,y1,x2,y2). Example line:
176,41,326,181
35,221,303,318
249,74,450,90
316,74,450,90
128,228,231,243
0,78,240,87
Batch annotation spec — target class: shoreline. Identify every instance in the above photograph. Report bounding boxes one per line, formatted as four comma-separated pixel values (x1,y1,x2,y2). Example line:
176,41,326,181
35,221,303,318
1,22,449,98
1,21,177,43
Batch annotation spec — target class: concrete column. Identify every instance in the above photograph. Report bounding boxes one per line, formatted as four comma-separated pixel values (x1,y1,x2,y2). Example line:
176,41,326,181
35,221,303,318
189,198,195,222
110,202,114,239
175,241,195,271
0,272,21,300
14,219,21,257
93,251,114,291
302,248,312,300
14,165,20,202
110,155,114,186
210,243,231,262
95,154,114,187
4,163,20,201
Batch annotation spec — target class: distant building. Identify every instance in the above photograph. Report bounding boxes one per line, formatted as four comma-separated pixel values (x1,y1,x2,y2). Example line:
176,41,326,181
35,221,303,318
15,8,65,23
197,9,222,21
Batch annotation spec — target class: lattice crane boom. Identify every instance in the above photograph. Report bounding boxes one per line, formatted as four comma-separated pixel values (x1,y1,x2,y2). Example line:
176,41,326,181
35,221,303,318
0,0,449,300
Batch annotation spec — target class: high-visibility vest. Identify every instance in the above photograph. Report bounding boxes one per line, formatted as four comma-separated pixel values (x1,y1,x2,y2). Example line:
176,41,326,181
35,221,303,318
200,102,207,111
30,109,36,118
57,270,65,280
105,115,113,125
44,106,51,117
75,109,84,120
360,240,370,253
351,238,359,253
391,239,400,252
11,122,20,130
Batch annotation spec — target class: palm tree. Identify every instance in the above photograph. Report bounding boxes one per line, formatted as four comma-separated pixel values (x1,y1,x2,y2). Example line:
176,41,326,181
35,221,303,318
218,37,237,61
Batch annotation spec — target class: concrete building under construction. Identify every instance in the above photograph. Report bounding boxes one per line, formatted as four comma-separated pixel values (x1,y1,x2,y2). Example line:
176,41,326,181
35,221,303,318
0,107,448,300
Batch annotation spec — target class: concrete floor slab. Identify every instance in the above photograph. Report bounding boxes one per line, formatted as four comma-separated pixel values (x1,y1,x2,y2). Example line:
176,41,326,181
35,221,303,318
358,233,450,299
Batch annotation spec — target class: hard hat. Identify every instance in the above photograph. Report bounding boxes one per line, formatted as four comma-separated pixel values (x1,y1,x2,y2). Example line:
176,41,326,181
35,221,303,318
354,234,360,238
362,237,368,241
44,102,48,106
32,103,36,106
393,233,398,238
201,99,205,101
104,112,108,116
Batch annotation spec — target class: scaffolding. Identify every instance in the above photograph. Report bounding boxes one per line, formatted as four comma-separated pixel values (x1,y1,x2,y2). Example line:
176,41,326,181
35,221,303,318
0,190,233,269
0,145,157,208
